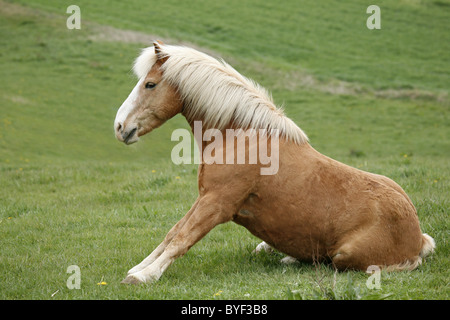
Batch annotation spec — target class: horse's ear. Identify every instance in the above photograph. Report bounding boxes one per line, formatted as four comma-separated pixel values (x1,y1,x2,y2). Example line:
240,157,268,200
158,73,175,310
153,40,164,54
153,40,167,63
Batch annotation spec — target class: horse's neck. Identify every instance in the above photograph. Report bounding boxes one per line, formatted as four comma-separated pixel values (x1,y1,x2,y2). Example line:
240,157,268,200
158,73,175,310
185,116,226,153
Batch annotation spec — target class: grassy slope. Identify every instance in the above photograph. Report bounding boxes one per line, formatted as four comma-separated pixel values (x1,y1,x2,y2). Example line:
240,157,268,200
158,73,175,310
0,0,448,299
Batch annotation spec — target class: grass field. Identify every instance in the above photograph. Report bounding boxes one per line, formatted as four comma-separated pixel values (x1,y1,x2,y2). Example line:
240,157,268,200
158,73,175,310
0,0,448,300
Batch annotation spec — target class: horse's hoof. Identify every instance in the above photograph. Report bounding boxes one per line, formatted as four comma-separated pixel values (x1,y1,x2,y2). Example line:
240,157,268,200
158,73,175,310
280,256,298,265
252,241,274,254
121,274,142,285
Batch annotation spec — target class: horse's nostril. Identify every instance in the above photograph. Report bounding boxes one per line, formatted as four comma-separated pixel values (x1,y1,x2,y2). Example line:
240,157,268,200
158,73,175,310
122,127,137,144
116,123,122,133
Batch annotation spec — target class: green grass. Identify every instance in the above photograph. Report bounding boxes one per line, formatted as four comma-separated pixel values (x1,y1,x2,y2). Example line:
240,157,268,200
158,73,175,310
0,0,448,299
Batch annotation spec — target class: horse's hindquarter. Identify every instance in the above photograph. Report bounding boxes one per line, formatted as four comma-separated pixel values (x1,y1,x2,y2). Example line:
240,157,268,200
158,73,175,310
233,142,343,260
233,142,423,266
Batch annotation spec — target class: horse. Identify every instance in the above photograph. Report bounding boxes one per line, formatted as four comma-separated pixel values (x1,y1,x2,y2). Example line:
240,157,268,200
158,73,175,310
114,41,435,284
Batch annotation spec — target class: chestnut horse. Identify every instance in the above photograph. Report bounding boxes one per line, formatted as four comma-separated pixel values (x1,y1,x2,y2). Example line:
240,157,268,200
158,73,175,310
114,41,434,284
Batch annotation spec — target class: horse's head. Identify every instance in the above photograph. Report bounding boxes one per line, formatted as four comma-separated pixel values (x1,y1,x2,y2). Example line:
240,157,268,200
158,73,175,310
114,41,182,145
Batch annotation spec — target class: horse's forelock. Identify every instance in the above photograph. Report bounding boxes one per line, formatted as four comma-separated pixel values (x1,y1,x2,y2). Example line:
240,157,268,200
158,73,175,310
133,46,158,79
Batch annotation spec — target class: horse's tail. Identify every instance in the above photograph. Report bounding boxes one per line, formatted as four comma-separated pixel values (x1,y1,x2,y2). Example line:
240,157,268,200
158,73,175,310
383,233,435,272
420,233,436,259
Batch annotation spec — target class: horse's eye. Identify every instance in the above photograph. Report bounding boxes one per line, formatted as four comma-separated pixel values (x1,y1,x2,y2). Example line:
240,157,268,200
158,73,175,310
145,82,156,89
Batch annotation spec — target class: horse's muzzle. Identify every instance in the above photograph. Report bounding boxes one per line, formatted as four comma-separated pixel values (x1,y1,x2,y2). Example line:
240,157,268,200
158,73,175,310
123,127,137,144
115,122,139,145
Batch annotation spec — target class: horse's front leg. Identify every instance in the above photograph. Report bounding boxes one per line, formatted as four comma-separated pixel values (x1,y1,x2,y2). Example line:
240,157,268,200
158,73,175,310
125,198,199,276
122,193,233,284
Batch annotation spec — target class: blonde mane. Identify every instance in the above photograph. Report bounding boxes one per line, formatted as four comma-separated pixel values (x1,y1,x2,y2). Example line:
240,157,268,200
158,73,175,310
133,44,308,145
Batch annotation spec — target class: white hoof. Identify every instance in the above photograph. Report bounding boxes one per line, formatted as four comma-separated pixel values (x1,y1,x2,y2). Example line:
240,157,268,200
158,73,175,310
121,268,161,285
121,273,145,285
280,256,298,265
252,241,274,254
